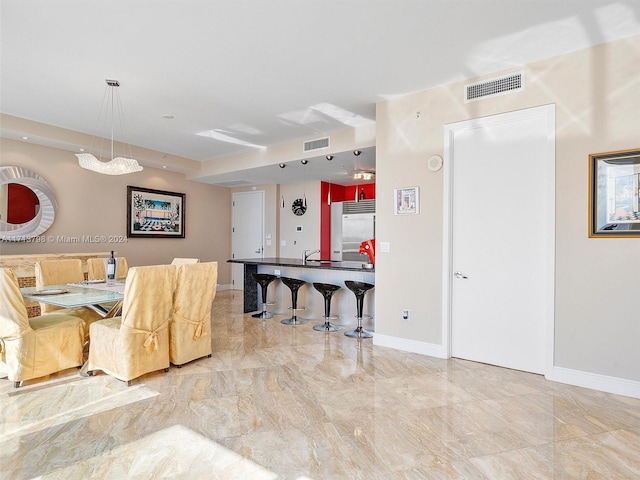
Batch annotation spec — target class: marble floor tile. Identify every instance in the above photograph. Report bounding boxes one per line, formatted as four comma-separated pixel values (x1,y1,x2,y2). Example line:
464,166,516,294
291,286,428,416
1,290,640,479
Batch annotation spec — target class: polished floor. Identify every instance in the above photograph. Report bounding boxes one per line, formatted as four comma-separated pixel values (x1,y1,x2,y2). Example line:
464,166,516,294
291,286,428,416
2,290,640,479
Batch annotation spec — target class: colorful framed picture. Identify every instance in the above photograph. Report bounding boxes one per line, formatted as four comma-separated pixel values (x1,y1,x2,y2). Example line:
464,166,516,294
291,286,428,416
127,186,185,238
394,187,420,215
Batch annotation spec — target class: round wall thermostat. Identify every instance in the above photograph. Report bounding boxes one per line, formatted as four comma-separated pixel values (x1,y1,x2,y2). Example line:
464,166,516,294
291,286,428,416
427,154,443,172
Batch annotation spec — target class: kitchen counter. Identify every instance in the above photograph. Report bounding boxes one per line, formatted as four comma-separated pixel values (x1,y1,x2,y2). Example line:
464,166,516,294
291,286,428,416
228,257,374,272
227,257,375,321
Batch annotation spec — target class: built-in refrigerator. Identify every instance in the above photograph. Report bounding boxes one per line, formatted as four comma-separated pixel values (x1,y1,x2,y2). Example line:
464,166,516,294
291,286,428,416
331,200,375,261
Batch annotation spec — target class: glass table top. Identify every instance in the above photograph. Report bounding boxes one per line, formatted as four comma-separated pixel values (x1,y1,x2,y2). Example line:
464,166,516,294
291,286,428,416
21,282,125,308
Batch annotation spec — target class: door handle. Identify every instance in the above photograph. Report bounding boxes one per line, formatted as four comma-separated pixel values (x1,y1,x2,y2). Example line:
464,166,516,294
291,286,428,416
454,271,468,279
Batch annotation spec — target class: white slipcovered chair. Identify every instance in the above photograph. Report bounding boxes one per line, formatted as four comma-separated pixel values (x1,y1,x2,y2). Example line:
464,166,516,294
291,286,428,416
34,259,102,336
170,258,200,266
87,264,176,385
87,256,129,280
0,268,85,388
169,261,218,367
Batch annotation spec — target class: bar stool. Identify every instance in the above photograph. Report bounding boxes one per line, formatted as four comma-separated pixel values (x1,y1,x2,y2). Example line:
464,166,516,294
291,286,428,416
280,277,308,325
251,273,278,319
312,282,342,332
344,280,374,338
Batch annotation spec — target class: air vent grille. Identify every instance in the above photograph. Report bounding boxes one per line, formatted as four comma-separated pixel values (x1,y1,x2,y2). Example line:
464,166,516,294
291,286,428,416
343,200,375,214
303,137,330,152
465,72,524,103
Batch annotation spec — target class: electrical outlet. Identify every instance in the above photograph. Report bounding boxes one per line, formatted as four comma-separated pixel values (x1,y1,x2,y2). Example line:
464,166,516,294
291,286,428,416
402,309,410,321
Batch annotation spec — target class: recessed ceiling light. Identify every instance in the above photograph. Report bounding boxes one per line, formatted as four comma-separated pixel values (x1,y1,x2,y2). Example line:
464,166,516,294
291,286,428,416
279,163,286,168
79,148,85,152
21,136,29,140
162,114,174,119
301,159,308,165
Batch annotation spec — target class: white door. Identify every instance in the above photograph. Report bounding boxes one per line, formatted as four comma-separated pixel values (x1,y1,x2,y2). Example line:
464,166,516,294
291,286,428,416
444,105,555,374
232,191,264,290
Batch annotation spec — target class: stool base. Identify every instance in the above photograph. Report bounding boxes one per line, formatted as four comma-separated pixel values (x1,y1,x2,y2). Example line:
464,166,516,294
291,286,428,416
281,317,307,325
313,321,341,332
252,311,274,319
344,326,373,338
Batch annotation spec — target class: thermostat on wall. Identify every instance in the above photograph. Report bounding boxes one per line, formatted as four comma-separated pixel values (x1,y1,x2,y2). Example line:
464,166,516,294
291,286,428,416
296,225,303,232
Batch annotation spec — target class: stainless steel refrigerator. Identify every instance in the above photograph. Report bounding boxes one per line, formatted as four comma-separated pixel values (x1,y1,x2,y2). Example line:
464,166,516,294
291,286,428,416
331,200,375,261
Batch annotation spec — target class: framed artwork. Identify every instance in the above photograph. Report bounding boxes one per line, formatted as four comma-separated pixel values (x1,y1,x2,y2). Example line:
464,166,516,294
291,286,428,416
394,187,420,215
127,186,185,238
589,148,640,238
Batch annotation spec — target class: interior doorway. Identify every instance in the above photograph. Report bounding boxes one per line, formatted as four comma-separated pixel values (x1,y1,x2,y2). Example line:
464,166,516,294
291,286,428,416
231,190,264,290
442,105,555,375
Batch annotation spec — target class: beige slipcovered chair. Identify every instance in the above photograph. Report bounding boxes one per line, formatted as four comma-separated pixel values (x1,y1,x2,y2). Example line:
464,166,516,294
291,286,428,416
34,259,102,335
169,262,218,367
87,264,176,385
0,268,85,388
87,256,129,280
170,258,200,266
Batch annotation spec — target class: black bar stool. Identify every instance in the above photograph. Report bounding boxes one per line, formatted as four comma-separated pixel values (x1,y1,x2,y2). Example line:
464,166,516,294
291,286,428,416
251,273,277,319
280,277,308,325
312,282,342,332
344,280,374,338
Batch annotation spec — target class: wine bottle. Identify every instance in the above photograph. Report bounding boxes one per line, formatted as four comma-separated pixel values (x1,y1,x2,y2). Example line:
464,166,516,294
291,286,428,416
107,251,116,282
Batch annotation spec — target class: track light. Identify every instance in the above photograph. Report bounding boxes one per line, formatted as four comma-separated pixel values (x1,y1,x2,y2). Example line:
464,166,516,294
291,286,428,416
279,163,286,168
301,159,308,165
325,155,333,161
353,150,361,156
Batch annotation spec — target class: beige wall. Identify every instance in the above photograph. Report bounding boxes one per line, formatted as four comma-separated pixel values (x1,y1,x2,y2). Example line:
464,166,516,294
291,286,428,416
0,139,232,285
376,35,640,382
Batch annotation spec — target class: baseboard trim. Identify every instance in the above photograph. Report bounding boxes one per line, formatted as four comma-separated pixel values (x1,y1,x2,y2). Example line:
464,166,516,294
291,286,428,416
547,366,640,399
373,334,640,399
373,334,446,359
216,284,233,291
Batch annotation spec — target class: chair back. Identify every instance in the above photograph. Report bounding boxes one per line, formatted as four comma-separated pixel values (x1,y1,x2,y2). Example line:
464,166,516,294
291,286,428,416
120,265,176,340
35,259,84,287
169,262,218,365
87,256,129,280
0,268,31,338
171,258,200,266
35,259,85,313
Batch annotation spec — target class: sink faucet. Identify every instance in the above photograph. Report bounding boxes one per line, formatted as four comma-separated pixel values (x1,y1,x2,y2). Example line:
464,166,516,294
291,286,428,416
302,249,320,265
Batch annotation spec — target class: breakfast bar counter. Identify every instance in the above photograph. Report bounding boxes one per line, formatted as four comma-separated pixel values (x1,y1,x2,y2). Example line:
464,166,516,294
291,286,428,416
228,257,375,328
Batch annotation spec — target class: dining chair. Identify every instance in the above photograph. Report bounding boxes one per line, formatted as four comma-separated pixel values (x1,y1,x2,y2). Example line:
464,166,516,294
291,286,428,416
87,256,129,280
34,259,102,335
170,258,200,266
86,264,176,386
169,261,218,367
0,268,85,388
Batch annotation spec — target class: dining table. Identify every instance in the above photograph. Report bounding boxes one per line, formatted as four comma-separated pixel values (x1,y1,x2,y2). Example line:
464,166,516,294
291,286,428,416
21,280,126,316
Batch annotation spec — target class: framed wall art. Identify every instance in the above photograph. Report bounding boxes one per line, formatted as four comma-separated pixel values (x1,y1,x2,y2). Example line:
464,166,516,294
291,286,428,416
127,186,185,238
589,148,640,238
394,186,420,215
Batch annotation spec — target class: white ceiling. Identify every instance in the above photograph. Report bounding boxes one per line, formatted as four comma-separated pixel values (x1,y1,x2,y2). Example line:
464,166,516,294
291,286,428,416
2,1,639,185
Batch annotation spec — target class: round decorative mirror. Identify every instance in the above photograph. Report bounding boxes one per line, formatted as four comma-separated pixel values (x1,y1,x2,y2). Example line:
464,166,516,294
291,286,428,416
0,166,57,241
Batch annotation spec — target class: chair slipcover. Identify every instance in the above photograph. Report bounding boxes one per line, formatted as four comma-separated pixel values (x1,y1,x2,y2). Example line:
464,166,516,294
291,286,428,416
169,262,218,366
34,259,102,336
0,268,85,387
170,258,200,266
87,256,129,280
87,264,176,384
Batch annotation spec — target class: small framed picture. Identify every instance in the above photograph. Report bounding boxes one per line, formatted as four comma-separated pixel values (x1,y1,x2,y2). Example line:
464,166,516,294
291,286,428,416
127,186,186,238
394,187,420,215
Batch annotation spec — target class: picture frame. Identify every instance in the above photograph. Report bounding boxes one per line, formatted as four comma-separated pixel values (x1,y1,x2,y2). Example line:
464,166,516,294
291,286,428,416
589,148,640,238
127,186,185,238
394,186,420,215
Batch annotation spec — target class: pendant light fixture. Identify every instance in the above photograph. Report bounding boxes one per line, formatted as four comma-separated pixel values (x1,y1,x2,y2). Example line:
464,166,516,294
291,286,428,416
301,159,308,207
75,79,143,175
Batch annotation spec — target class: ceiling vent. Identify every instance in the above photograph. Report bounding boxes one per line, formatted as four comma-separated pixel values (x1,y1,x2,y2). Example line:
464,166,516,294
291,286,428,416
303,137,330,152
465,71,524,103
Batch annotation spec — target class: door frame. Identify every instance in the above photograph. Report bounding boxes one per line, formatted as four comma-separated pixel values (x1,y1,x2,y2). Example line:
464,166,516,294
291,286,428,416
441,104,556,377
231,190,265,290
